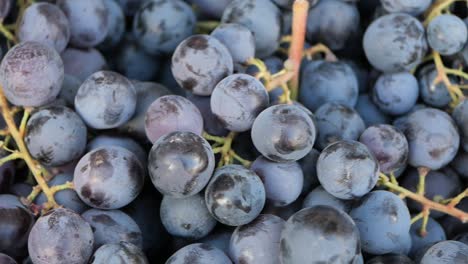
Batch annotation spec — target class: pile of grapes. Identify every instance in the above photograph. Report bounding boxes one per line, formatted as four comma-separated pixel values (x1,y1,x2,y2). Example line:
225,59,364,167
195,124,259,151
0,0,467,263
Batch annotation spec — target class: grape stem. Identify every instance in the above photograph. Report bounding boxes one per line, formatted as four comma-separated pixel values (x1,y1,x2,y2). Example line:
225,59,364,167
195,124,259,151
432,51,465,106
303,43,338,62
203,131,252,167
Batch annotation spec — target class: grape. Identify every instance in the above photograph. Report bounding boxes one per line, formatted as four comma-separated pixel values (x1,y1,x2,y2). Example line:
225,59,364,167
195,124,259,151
343,60,369,93
81,208,143,249
35,173,88,214
9,183,32,198
380,0,431,15
452,99,468,152
280,206,361,264
251,104,316,162
211,73,269,132
0,195,34,258
25,106,87,166
100,0,125,48
355,94,390,127
314,103,365,150
186,93,228,137
166,243,232,264
199,228,233,255
0,253,16,264
116,0,145,16
400,108,460,170
410,217,446,257
274,0,319,9
229,214,285,264
363,13,427,72
359,124,408,174
366,254,415,264
302,186,352,213
90,242,148,264
58,75,81,107
0,0,11,20
160,194,217,239
171,34,233,96
454,233,468,245
439,199,468,238
57,0,109,48
145,95,203,143
0,150,15,194
148,131,214,197
0,41,64,107
427,14,468,56
417,240,468,264
61,47,107,82
188,0,232,19
211,23,255,65
372,72,419,115
74,146,144,209
299,61,358,111
158,58,186,96
133,0,196,55
450,151,468,180
251,156,303,207
221,0,282,58
205,165,265,226
17,3,70,53
306,0,360,50
75,71,137,129
298,148,319,194
317,140,379,199
28,208,94,264
418,65,453,108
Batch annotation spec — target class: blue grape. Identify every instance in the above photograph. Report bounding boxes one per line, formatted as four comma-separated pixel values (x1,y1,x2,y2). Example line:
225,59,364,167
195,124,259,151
188,0,232,19
222,0,282,58
350,190,412,255
366,254,415,264
9,183,31,198
452,99,468,152
116,0,145,16
199,228,232,255
410,217,446,257
299,61,358,111
306,0,360,50
160,194,217,239
211,23,255,65
82,208,143,249
145,95,203,143
186,93,228,137
261,198,302,222
0,0,11,20
450,151,468,180
454,233,468,245
427,14,468,56
302,186,352,213
417,240,468,264
57,0,109,48
166,243,232,264
17,3,70,53
355,94,390,127
380,0,431,15
363,13,427,72
0,41,64,107
211,73,269,132
251,156,303,206
75,71,137,129
171,35,233,96
298,148,319,194
343,60,369,93
317,140,379,199
359,124,408,174
418,65,453,108
28,208,94,264
280,206,361,263
158,58,186,96
25,106,87,166
314,103,365,150
61,47,107,82
91,242,148,264
251,104,316,162
205,165,265,226
74,146,145,209
58,75,81,107
0,253,16,264
100,0,125,48
0,150,15,194
439,199,468,238
372,72,419,115
229,214,285,264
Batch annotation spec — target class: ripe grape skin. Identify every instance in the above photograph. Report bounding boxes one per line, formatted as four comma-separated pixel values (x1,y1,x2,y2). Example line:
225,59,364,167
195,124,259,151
314,103,365,150
90,242,148,264
454,233,468,245
251,156,303,207
363,13,427,73
133,0,196,55
0,41,64,107
61,47,107,82
427,14,468,56
205,165,266,226
350,190,412,255
116,0,145,16
280,206,361,264
418,241,468,264
17,3,70,53
211,74,269,132
0,253,16,264
171,34,233,96
298,148,319,194
306,0,360,50
372,72,419,115
160,194,217,239
57,0,109,48
380,0,431,15
100,0,125,48
418,65,452,109
28,208,94,264
0,150,15,194
400,108,460,170
317,140,379,200
75,71,137,129
199,228,233,255
166,243,232,264
229,214,285,264
222,0,282,58
355,94,390,127
452,99,468,152
81,209,143,249
186,93,228,137
0,0,11,20
450,151,468,180
299,61,358,111
211,23,255,65
366,254,415,264
58,75,81,107
359,124,408,174
25,106,87,166
74,146,145,209
302,186,352,213
409,217,446,257
145,95,203,143
251,104,316,162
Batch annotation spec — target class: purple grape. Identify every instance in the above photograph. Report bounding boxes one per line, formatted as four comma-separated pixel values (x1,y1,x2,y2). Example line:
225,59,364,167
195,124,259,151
0,253,16,264
90,242,149,264
427,14,468,56
61,47,107,82
100,0,125,48
186,93,229,137
166,243,232,264
211,23,255,65
302,186,352,213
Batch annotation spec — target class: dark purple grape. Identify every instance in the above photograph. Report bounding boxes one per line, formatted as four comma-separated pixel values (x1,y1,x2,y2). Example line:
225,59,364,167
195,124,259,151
452,99,468,152
366,254,415,264
355,94,391,127
116,0,145,16
9,183,31,198
198,228,233,255
0,0,11,20
211,23,255,65
100,0,125,48
439,199,468,238
416,240,468,264
61,47,107,82
450,151,468,180
427,14,467,56
188,0,232,19
298,148,319,194
0,253,16,264
58,74,81,107
418,65,452,109
381,0,431,15
409,217,446,257
454,233,468,245
303,186,352,213
186,93,228,137
90,242,149,264
0,150,15,194
166,243,232,264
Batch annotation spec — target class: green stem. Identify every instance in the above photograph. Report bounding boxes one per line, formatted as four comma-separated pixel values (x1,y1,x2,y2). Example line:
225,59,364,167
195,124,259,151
0,151,23,166
0,23,16,43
